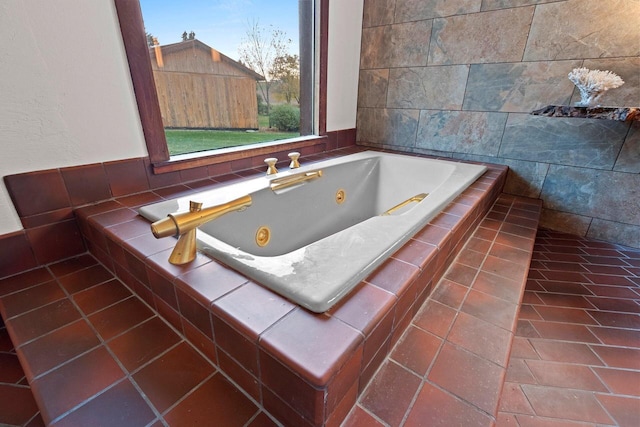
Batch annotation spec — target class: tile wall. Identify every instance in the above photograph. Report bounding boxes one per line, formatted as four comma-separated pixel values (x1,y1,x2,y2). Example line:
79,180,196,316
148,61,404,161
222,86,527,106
357,0,640,248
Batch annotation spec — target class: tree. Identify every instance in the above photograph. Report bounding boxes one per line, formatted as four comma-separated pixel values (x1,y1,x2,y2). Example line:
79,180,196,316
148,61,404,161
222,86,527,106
146,32,155,47
238,20,291,115
272,54,300,104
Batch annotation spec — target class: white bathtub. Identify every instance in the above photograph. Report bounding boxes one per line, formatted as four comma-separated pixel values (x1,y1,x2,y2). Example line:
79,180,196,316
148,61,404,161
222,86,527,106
139,151,487,312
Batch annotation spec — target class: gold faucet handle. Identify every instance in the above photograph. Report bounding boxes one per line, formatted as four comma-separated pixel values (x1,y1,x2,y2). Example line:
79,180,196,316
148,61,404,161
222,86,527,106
265,157,278,175
288,152,301,169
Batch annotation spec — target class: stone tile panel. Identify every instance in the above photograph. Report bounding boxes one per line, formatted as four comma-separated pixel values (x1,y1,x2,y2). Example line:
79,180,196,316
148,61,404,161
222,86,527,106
416,110,508,156
481,0,558,11
428,7,534,65
388,20,432,67
357,69,389,108
463,60,582,112
587,219,640,250
361,21,432,69
387,66,469,109
523,0,640,61
395,0,481,22
540,165,640,226
356,108,419,146
499,114,629,169
539,209,592,238
360,25,392,69
362,0,396,28
614,122,640,173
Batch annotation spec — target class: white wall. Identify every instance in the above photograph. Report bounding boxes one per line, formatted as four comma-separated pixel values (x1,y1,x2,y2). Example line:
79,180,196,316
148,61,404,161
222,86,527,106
0,0,363,235
326,0,363,132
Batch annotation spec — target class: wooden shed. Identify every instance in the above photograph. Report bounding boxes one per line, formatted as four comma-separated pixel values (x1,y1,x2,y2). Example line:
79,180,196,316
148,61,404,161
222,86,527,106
150,39,264,129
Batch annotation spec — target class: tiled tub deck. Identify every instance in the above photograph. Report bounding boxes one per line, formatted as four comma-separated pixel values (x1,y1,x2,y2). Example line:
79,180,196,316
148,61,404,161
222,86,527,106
0,150,547,426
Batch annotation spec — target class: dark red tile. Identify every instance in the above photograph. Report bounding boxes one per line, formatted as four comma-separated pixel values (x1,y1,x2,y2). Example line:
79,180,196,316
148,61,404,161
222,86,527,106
0,352,25,384
534,306,597,325
521,384,613,424
537,280,592,295
73,279,132,315
405,381,492,427
461,289,519,331
26,220,86,265
443,263,477,287
50,379,155,427
48,254,97,277
589,326,640,348
57,264,113,294
0,231,38,278
259,349,325,424
529,340,602,365
505,358,536,384
591,345,640,370
213,282,294,338
164,373,258,426
0,383,39,426
413,300,457,338
88,296,154,341
536,293,596,309
0,268,53,295
4,169,70,217
18,320,100,380
0,280,65,319
585,296,640,313
61,163,112,207
32,346,125,424
329,281,396,336
360,361,421,426
498,382,535,415
429,278,468,309
176,287,213,339
596,394,640,426
588,310,640,329
526,360,607,391
447,311,512,367
104,158,149,197
175,260,248,305
259,308,362,386
366,257,420,296
593,367,640,396
390,325,442,376
132,341,215,413
108,316,181,372
509,337,539,360
342,405,386,427
530,321,599,343
428,343,504,414
8,299,81,344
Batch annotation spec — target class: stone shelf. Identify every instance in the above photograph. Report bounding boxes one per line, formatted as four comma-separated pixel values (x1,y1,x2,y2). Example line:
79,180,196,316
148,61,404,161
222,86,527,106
531,105,640,122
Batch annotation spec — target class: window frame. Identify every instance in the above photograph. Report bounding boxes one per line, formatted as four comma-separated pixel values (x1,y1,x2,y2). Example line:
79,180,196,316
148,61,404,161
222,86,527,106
113,0,328,174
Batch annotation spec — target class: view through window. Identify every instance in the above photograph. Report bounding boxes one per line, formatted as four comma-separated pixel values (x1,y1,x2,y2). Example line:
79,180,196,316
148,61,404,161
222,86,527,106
138,0,314,156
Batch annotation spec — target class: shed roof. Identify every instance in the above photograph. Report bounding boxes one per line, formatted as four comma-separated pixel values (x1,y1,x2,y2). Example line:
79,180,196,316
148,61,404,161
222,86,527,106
150,39,264,81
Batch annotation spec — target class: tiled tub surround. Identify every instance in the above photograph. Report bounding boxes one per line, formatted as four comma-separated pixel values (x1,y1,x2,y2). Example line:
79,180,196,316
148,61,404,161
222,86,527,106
357,0,640,248
69,153,507,426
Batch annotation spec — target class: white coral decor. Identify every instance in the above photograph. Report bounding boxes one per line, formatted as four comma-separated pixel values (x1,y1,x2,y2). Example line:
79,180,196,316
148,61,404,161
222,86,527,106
568,67,624,107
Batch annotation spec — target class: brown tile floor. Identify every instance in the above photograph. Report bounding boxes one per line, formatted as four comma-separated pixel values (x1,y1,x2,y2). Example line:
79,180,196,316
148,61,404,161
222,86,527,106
0,256,277,427
496,229,640,427
1,228,639,426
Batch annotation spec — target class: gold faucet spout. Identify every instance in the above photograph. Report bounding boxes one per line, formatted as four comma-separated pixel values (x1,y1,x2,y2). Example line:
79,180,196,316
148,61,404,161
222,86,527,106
270,169,323,191
150,195,252,265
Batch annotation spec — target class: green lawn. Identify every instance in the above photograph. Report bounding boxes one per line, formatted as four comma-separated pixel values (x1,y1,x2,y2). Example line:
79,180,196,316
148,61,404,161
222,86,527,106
165,128,297,156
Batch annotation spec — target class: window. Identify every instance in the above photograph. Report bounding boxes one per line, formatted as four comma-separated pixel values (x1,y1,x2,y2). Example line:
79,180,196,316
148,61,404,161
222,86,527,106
114,0,327,172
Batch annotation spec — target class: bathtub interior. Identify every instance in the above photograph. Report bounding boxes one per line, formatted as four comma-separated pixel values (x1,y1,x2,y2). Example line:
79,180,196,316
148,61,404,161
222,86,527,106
138,151,487,312
198,154,457,257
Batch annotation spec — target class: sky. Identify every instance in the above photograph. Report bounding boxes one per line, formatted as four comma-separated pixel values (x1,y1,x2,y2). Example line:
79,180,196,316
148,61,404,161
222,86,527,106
139,0,300,61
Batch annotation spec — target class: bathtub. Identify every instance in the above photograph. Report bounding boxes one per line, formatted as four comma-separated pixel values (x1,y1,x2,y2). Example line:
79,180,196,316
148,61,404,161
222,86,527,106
139,151,487,312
